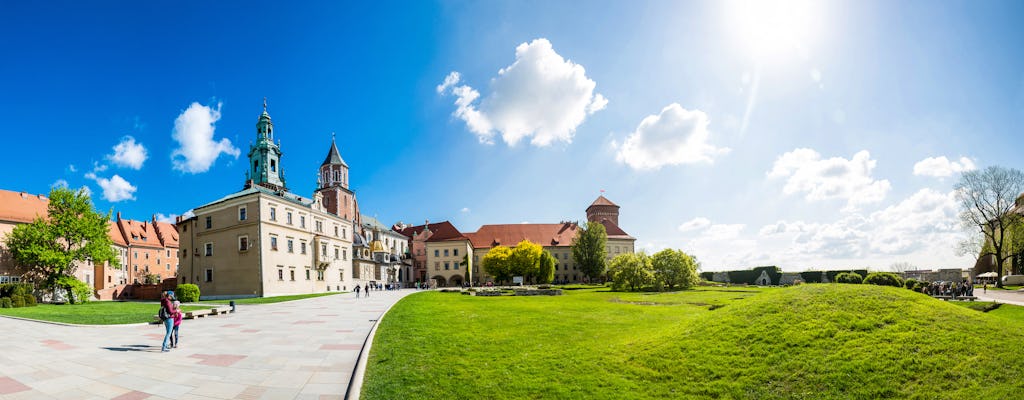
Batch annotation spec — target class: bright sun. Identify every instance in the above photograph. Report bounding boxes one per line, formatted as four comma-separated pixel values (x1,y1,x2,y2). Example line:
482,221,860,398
729,0,821,62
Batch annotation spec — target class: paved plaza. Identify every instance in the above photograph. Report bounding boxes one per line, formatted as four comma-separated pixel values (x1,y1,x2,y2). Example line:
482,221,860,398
0,289,416,400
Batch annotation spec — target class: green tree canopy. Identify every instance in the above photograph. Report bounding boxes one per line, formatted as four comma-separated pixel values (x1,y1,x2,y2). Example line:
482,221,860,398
955,166,1024,287
608,252,652,292
572,221,608,281
651,249,700,291
3,187,117,299
537,250,555,284
482,245,513,284
510,240,543,282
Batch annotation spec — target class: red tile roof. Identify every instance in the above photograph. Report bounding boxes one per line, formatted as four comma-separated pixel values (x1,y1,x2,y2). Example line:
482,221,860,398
465,222,579,249
394,221,467,242
153,219,179,248
599,219,634,239
588,195,619,208
0,190,49,224
108,221,128,247
117,216,162,248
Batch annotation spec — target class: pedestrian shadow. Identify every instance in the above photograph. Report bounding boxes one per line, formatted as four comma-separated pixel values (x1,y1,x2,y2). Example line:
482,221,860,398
101,344,159,352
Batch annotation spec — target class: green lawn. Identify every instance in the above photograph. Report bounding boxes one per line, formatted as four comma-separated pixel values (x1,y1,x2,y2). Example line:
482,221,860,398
363,284,1024,399
0,301,212,325
199,291,344,305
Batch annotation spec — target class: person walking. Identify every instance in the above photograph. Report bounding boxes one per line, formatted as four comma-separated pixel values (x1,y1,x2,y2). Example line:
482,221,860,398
355,284,361,298
158,291,174,352
364,283,369,297
170,300,183,348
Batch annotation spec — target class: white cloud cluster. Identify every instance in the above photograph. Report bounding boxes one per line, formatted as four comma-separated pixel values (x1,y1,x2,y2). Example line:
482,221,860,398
171,102,240,173
85,172,137,202
677,217,711,232
107,136,148,170
759,188,961,258
912,156,976,178
615,103,730,170
767,148,891,211
437,38,607,146
154,213,178,224
678,217,746,240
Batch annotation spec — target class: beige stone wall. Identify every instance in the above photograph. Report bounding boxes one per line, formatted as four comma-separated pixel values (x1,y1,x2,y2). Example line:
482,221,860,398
425,240,472,286
179,192,355,299
0,222,22,279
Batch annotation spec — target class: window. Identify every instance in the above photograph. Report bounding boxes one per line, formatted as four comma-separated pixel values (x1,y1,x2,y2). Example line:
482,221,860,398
287,212,293,225
300,242,307,254
317,270,324,281
290,270,295,281
334,226,339,236
321,243,327,256
204,243,213,256
435,262,440,271
270,236,278,250
205,216,212,229
270,207,277,221
300,216,306,228
554,253,560,259
145,253,149,259
444,262,449,270
205,269,213,282
454,262,459,270
334,248,339,260
239,236,249,251
239,206,247,221
134,252,138,259
166,264,170,270
434,249,439,257
316,220,323,232
278,268,284,280
305,269,311,280
287,239,294,253
343,249,347,260
342,228,346,238
444,249,449,257
270,159,276,172
167,250,171,257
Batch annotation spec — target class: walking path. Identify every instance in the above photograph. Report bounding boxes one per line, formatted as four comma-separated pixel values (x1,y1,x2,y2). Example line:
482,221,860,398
975,289,1024,307
0,289,416,400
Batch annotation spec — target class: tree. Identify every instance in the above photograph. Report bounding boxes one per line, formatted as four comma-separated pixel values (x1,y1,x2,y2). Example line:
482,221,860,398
509,240,543,282
889,262,916,274
482,245,513,285
572,221,608,282
651,249,700,290
955,166,1024,288
608,252,652,292
537,251,555,284
4,187,117,299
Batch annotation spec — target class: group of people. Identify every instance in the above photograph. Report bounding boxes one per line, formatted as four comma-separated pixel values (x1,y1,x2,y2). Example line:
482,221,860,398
158,291,183,352
923,280,975,298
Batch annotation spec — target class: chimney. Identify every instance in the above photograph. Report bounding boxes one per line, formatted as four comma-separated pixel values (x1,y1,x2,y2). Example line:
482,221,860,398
117,212,122,220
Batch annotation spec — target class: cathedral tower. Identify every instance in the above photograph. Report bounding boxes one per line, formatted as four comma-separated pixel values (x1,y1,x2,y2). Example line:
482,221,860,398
315,135,358,222
247,99,286,191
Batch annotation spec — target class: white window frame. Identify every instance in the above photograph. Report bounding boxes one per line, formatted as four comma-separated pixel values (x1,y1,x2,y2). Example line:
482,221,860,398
204,242,213,256
239,235,249,252
239,206,247,221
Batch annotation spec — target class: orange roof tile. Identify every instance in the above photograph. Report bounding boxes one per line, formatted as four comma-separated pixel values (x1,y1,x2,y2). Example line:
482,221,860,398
465,223,578,249
588,195,619,209
153,220,179,248
117,217,162,248
0,189,49,224
108,221,128,247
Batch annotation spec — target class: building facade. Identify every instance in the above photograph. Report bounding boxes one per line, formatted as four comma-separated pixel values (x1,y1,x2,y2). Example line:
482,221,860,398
177,103,392,298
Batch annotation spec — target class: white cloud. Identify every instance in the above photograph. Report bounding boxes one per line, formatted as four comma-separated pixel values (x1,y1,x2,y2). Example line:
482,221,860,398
67,164,77,173
460,207,470,213
107,136,148,170
705,224,746,240
154,213,177,224
92,162,108,173
51,179,69,188
912,156,976,178
615,103,730,170
171,102,240,173
678,217,711,232
86,173,137,202
767,148,891,211
438,38,607,146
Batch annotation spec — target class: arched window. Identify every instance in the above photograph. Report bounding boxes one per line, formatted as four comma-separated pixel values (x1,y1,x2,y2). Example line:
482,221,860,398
270,159,276,172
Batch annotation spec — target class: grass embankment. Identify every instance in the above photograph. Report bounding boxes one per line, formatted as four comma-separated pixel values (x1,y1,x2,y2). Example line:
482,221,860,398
363,285,1024,399
199,291,344,305
0,302,211,325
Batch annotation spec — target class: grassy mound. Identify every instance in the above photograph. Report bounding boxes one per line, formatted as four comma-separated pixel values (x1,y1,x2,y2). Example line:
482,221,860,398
362,285,1024,399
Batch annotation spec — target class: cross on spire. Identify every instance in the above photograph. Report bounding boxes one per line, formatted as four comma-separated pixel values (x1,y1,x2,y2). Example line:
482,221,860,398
263,97,267,112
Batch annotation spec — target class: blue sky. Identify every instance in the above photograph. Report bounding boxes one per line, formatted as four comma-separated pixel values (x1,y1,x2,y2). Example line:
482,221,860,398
2,1,1022,271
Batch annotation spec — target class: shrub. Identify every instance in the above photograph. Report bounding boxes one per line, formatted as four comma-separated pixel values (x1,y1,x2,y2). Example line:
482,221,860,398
904,278,919,290
835,272,864,284
864,272,904,287
800,271,823,283
0,297,11,308
0,283,34,298
53,275,94,304
11,294,25,308
175,284,201,303
23,293,37,307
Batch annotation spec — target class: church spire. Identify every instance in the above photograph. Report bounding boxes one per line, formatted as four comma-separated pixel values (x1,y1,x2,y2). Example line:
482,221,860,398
248,99,286,191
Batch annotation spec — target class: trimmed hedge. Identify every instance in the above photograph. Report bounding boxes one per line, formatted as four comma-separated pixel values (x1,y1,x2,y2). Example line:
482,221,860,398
0,297,11,308
904,278,919,290
0,283,34,298
700,272,715,282
176,284,201,303
835,272,863,284
11,294,25,308
864,272,904,287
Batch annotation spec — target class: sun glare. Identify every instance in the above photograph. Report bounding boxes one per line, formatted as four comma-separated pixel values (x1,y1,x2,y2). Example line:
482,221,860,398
729,0,821,62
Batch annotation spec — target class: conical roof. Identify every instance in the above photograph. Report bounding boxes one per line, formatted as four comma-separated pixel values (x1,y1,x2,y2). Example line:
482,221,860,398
588,195,619,208
321,139,347,167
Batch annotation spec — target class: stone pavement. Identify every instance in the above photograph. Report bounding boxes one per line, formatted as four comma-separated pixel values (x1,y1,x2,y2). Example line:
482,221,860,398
0,289,417,400
975,288,1024,307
